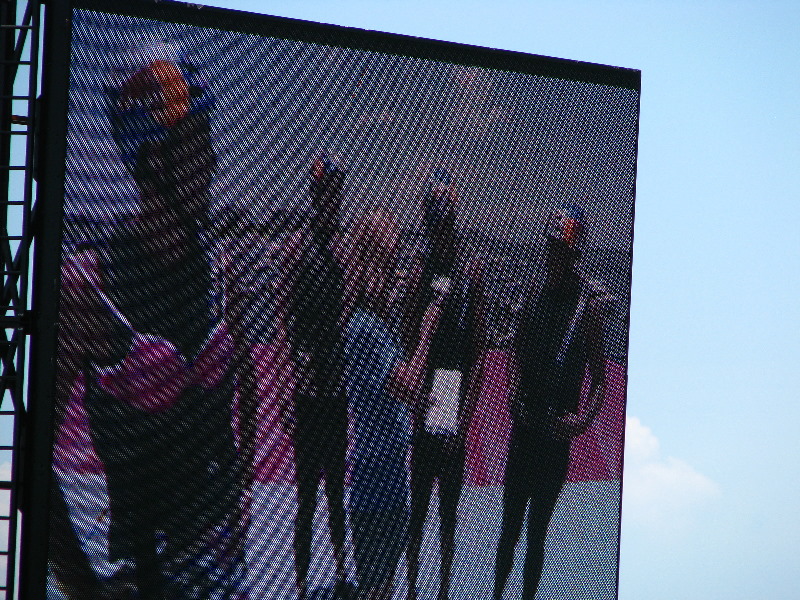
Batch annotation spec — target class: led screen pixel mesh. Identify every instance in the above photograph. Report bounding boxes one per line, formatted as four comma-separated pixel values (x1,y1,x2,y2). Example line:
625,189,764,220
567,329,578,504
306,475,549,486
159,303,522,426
46,3,639,599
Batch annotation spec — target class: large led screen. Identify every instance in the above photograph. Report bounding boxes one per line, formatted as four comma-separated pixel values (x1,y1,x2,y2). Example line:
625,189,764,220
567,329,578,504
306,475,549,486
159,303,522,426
40,2,639,599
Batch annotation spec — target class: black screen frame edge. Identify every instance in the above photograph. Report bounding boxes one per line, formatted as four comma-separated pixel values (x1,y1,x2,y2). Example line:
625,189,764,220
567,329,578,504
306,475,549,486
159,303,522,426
74,0,641,91
21,0,73,598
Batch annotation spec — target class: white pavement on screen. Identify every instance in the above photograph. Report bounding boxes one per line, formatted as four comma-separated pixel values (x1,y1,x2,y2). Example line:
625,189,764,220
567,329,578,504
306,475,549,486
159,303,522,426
49,478,620,600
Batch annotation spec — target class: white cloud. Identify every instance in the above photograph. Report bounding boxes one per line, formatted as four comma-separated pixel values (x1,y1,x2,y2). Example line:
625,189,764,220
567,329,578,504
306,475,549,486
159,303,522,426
624,416,661,463
623,417,719,535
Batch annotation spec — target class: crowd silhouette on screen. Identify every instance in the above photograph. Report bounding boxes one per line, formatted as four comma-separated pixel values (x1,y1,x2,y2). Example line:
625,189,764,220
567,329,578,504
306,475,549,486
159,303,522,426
52,54,610,600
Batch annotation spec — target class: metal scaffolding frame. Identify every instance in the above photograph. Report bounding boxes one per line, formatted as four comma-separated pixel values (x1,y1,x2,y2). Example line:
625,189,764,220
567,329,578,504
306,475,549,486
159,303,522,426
0,0,41,596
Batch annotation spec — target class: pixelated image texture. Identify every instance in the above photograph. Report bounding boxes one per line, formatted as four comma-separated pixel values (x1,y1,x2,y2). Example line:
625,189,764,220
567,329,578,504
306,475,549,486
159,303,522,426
48,5,639,600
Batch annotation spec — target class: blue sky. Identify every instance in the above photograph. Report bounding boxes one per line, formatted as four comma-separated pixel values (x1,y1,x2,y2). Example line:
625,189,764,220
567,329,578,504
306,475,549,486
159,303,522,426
184,2,800,598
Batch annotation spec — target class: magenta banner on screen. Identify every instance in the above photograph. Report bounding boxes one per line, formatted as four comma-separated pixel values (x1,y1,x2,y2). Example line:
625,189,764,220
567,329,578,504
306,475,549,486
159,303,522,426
37,2,640,599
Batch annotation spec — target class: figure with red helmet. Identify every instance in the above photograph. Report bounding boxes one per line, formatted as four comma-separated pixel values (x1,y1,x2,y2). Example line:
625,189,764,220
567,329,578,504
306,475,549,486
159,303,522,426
57,50,244,600
284,156,351,600
492,206,608,600
403,169,487,600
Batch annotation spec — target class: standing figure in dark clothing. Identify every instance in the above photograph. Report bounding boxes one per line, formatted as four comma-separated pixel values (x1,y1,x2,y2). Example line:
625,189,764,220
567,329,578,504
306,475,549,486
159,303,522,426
492,206,608,600
286,157,350,600
404,170,486,600
59,55,244,600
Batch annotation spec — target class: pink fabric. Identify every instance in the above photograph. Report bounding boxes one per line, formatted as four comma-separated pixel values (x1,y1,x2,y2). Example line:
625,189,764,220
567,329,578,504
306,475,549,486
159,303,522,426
55,348,626,484
464,351,514,486
464,350,626,484
232,342,297,483
52,373,105,473
193,323,235,389
97,333,189,413
96,325,235,413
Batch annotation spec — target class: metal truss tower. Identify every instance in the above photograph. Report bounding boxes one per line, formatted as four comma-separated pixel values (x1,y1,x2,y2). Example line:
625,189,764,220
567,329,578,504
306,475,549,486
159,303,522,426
0,0,40,596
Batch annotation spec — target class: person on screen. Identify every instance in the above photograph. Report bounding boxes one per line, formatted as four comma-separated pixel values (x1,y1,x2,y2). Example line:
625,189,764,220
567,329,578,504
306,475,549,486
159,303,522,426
285,157,351,600
50,246,126,599
404,170,487,600
59,56,244,600
222,212,294,536
341,211,446,600
492,206,608,600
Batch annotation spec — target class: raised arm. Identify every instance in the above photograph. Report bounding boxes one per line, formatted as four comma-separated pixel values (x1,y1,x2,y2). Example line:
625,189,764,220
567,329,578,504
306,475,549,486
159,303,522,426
556,294,608,439
389,298,444,407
